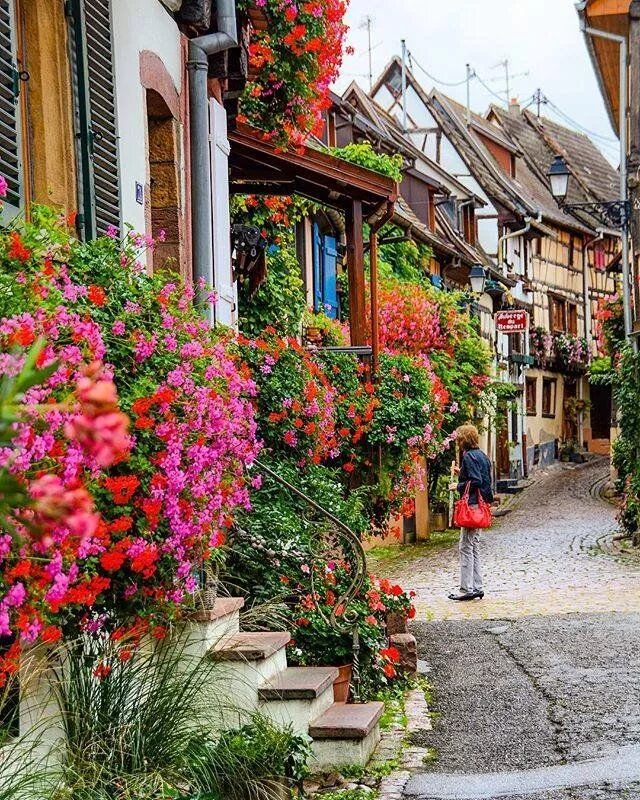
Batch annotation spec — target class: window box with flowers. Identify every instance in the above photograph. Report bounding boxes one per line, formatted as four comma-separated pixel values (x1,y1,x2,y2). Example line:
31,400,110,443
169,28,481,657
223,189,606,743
553,332,590,374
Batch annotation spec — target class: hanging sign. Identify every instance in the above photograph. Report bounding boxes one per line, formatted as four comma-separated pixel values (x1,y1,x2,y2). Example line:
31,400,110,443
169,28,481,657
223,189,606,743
494,309,529,333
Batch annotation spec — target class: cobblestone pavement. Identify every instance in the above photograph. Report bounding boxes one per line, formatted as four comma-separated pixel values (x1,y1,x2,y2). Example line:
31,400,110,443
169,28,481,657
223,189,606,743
372,458,640,621
371,459,640,799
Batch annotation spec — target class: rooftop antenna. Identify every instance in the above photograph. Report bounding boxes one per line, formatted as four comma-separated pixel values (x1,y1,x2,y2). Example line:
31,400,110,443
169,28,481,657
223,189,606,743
465,63,476,126
491,58,529,105
359,16,374,90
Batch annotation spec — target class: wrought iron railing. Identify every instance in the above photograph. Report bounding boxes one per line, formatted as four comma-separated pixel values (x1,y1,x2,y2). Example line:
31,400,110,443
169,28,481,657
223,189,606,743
253,458,368,702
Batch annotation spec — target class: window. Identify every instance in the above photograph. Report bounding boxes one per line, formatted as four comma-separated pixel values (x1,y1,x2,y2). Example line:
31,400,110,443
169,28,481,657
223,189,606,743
542,378,557,417
568,234,582,269
550,296,578,334
594,242,606,270
568,303,578,336
526,377,537,415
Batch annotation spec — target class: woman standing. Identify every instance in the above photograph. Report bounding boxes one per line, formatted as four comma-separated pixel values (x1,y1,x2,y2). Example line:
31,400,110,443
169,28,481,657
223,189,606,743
448,424,494,602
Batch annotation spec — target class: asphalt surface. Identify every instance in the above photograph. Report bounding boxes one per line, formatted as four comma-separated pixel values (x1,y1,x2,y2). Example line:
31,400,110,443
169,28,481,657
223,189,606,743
384,460,640,799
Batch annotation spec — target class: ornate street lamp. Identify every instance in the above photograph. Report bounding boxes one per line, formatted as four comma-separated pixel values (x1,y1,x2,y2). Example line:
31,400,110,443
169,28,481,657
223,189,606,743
547,154,630,229
547,155,570,204
547,154,632,339
469,264,487,294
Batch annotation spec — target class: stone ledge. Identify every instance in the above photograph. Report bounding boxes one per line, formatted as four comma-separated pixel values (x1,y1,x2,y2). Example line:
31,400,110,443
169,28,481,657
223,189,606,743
259,666,339,701
309,701,384,740
190,597,245,622
213,631,291,662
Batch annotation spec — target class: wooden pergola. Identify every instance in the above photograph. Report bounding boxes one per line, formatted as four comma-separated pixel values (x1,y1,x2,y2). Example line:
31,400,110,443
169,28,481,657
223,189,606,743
228,124,398,364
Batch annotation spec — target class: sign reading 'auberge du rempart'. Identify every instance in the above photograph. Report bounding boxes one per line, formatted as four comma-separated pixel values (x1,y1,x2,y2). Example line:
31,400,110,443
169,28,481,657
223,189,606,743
494,309,529,333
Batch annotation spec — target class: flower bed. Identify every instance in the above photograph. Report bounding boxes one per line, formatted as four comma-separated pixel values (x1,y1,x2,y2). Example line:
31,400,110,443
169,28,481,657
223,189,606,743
0,206,260,653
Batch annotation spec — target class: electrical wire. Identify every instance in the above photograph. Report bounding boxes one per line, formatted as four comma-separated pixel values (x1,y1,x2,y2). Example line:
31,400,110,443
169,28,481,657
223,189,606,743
473,71,509,105
409,52,469,88
543,97,618,144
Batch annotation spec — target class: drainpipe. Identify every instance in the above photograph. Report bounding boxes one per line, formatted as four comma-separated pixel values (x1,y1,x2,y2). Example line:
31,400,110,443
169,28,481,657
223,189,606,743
497,213,539,274
187,0,238,319
579,17,633,346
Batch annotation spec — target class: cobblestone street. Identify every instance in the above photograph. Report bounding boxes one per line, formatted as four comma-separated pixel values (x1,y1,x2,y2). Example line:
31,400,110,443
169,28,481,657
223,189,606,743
371,458,640,799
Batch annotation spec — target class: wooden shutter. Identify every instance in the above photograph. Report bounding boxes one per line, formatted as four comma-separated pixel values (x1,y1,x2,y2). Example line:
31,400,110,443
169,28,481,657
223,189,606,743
0,0,21,212
84,0,120,234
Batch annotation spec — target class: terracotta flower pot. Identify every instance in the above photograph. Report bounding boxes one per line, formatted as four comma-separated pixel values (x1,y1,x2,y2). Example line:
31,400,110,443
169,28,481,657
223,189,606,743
332,663,352,702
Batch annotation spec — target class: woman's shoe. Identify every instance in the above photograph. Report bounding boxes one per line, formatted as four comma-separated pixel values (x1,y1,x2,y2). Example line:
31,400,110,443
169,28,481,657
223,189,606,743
448,591,476,601
475,591,485,600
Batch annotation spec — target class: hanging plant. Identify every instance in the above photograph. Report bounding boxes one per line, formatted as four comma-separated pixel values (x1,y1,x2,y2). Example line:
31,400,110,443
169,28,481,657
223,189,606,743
237,0,351,150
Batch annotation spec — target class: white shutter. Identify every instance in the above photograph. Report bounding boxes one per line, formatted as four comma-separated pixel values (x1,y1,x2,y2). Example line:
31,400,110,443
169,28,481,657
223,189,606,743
209,99,236,329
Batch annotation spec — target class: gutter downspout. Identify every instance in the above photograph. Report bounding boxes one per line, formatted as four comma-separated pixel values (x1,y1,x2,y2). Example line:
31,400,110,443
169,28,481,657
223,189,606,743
579,17,633,345
187,0,238,320
497,213,538,274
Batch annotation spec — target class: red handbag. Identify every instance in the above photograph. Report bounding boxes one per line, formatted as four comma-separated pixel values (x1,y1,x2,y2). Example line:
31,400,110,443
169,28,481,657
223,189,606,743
453,482,493,529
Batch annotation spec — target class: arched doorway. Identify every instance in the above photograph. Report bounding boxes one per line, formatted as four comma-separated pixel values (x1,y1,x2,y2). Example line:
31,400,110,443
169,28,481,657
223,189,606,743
145,88,181,271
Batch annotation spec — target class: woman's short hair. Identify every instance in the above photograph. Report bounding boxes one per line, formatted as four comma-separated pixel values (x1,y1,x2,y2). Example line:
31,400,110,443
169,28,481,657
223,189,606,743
456,424,480,451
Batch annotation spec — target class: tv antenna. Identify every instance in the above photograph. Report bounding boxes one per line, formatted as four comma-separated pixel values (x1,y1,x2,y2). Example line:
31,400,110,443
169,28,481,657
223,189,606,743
359,15,375,90
491,58,530,105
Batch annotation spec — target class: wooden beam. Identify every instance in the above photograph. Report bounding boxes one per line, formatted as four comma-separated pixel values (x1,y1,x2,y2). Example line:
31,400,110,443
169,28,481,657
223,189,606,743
346,199,366,346
370,230,380,374
629,0,640,325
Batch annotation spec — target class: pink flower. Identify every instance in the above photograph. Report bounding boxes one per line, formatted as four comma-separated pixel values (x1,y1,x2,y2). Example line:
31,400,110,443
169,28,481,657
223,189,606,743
112,320,126,335
0,175,7,198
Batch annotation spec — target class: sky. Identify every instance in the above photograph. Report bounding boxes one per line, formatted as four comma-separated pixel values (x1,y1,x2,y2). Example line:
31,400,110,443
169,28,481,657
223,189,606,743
334,0,621,166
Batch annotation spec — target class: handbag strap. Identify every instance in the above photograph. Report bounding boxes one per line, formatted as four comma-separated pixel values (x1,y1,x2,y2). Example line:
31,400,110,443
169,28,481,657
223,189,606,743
462,481,471,501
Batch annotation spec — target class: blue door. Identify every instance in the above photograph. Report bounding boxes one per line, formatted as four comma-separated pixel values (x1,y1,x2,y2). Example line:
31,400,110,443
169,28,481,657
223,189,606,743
312,223,323,313
321,235,339,319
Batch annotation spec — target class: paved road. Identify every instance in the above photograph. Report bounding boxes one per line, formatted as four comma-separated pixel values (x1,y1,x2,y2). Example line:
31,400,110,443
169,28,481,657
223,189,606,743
373,459,640,799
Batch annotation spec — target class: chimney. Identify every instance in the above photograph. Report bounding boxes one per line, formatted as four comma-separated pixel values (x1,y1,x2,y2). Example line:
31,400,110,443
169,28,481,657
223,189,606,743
509,97,520,116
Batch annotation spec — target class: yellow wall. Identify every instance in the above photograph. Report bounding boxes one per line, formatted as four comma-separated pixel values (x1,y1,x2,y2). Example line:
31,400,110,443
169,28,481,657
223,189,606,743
21,0,77,212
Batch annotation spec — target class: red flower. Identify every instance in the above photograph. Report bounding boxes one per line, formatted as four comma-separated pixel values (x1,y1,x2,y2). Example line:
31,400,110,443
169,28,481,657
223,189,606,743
134,416,155,430
380,646,401,663
131,397,153,415
8,324,35,347
383,663,397,679
104,475,140,505
100,550,126,572
7,231,31,262
41,625,62,644
93,662,112,680
109,515,133,533
88,284,107,306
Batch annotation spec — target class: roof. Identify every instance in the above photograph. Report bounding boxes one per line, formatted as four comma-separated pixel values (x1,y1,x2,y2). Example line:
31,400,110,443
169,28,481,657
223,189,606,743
336,82,483,203
392,196,491,268
228,124,397,219
488,105,618,230
426,89,594,234
576,0,630,135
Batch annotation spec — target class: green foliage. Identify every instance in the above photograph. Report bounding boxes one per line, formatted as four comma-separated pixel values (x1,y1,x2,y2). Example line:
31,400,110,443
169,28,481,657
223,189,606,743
611,345,640,539
50,635,308,800
377,225,433,285
588,356,614,386
238,235,306,337
330,142,403,182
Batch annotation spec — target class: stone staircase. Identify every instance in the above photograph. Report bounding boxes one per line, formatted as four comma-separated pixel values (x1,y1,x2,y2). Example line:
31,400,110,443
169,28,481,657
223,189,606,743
188,597,383,770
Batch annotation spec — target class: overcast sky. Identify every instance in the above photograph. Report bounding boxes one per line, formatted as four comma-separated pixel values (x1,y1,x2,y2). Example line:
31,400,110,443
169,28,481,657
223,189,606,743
334,0,620,166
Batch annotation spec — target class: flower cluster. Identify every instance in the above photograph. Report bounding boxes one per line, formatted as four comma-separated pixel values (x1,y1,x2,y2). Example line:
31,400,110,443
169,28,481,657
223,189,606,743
237,0,350,150
529,326,554,366
238,328,337,465
553,332,590,373
0,208,260,650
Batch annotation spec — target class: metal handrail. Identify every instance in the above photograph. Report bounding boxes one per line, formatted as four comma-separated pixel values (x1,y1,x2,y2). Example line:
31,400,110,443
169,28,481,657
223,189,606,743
254,458,368,702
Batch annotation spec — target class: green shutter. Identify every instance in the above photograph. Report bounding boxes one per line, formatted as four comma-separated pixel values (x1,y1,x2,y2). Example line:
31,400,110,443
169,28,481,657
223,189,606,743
0,0,21,212
69,0,120,238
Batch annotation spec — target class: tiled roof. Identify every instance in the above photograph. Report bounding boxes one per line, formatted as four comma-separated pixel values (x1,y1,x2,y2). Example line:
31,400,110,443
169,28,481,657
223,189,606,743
488,105,617,231
427,89,594,235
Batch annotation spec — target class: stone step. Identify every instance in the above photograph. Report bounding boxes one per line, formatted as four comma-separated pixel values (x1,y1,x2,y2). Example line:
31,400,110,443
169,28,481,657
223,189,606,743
309,701,384,739
213,631,291,662
258,667,338,735
309,701,384,770
179,597,245,658
210,632,291,727
259,666,338,701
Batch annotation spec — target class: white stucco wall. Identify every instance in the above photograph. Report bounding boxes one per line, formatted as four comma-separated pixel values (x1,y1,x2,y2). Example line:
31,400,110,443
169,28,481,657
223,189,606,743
111,0,183,233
